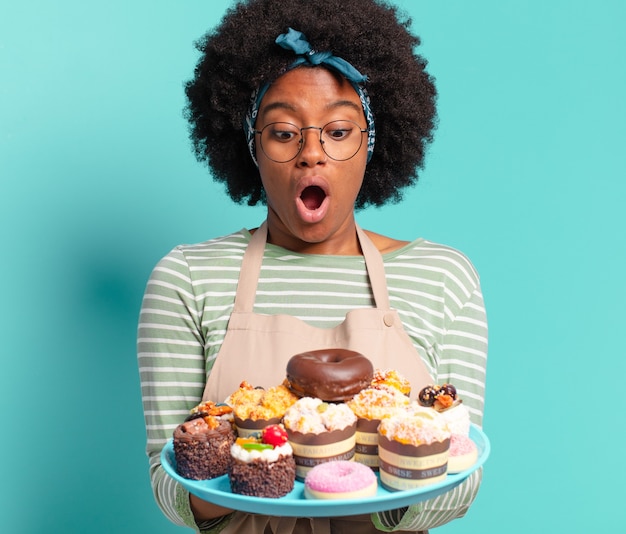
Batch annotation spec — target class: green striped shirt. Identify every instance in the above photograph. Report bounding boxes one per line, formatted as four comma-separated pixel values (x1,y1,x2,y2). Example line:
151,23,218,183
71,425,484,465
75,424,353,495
138,227,488,532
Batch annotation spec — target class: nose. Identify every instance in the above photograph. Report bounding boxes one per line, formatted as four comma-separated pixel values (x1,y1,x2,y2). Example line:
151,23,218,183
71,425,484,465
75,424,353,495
296,127,326,166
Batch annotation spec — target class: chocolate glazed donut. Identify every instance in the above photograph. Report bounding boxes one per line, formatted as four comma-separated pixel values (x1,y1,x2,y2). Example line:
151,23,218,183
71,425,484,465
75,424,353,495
286,349,374,401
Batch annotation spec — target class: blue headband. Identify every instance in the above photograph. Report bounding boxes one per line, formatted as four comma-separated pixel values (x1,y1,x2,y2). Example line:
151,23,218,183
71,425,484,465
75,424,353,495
244,28,376,165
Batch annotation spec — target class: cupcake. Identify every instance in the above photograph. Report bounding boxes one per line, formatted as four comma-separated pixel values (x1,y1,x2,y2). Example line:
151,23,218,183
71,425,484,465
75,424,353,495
173,415,236,480
416,383,476,473
347,387,410,470
377,407,450,490
188,400,234,425
228,424,296,498
417,383,470,434
370,368,411,396
227,381,298,438
283,397,357,480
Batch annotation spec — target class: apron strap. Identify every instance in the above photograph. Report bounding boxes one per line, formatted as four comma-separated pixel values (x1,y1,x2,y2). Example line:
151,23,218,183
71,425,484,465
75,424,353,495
355,224,391,309
232,222,268,313
232,221,391,313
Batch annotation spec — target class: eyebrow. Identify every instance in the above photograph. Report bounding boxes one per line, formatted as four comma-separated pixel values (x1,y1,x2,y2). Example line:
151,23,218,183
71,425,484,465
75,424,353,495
260,99,363,118
327,100,363,114
260,101,298,116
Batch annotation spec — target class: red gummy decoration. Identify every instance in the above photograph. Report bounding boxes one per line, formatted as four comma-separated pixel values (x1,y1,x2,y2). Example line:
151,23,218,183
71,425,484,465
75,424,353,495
262,424,288,447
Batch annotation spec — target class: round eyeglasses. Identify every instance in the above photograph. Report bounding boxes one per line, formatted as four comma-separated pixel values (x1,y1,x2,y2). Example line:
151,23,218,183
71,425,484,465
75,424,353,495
253,120,368,163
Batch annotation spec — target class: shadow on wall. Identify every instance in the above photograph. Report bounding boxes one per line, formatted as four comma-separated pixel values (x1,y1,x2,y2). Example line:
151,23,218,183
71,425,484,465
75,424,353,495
11,215,184,534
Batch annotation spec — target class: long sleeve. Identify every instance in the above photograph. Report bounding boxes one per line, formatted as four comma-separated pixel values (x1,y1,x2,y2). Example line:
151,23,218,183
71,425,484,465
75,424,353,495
137,248,208,530
373,265,488,531
137,233,488,533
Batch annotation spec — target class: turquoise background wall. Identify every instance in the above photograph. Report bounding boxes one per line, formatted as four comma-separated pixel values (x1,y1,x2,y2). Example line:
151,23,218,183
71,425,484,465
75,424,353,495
2,1,625,532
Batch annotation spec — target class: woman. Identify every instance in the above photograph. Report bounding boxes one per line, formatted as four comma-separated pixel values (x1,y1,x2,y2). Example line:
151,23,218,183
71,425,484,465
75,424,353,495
137,1,488,532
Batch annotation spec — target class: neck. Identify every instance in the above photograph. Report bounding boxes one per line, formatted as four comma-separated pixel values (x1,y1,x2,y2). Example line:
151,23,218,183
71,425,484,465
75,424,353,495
264,214,362,256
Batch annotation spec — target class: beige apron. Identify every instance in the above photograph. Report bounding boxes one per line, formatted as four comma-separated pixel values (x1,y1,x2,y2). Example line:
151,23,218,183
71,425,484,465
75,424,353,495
202,221,432,534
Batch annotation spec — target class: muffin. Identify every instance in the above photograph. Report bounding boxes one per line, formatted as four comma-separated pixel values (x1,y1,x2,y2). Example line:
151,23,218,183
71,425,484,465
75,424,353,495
282,397,357,480
188,400,234,425
347,387,410,470
377,407,450,490
417,383,476,473
370,368,411,396
226,381,298,438
173,415,236,480
228,424,296,498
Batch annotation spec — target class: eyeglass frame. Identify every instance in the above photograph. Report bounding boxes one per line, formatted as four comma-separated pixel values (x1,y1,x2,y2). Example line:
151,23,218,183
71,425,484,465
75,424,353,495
252,120,369,163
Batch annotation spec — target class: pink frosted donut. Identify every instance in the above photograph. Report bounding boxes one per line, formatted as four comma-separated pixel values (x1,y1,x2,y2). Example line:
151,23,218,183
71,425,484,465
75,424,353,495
447,434,478,473
304,460,377,500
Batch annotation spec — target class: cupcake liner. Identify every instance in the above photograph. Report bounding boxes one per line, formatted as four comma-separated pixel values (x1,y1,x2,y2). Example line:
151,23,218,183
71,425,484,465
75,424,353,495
234,416,281,438
287,423,357,480
354,417,381,470
378,435,449,490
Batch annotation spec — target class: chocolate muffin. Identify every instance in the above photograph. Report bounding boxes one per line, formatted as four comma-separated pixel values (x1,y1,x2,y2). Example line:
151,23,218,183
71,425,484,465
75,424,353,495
173,416,235,480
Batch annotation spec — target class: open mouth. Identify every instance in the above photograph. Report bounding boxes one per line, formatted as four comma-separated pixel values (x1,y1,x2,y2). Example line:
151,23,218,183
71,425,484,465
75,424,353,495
300,186,326,211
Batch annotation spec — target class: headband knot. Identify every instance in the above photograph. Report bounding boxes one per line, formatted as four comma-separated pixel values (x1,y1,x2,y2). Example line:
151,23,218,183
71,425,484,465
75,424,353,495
275,28,368,84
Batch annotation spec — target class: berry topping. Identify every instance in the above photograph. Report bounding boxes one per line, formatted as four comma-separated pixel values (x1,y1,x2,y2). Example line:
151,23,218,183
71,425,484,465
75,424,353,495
417,385,438,406
262,424,289,447
418,383,459,410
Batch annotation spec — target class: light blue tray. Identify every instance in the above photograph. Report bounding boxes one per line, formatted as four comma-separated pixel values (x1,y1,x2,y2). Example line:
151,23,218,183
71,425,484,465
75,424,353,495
161,424,490,517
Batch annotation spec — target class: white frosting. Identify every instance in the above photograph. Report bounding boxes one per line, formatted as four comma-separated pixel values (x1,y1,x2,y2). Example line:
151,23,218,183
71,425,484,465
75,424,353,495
439,403,471,436
380,406,450,444
230,442,293,463
283,397,356,434
347,387,410,419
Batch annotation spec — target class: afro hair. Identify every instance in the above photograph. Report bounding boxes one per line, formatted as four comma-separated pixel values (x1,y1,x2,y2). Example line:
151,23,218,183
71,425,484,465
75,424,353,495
184,0,437,208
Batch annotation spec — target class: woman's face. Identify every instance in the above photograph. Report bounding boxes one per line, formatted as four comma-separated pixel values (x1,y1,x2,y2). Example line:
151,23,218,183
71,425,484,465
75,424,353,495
255,67,369,253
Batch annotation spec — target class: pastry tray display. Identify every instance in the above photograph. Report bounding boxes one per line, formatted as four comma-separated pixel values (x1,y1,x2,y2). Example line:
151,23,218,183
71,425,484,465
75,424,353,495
161,424,490,517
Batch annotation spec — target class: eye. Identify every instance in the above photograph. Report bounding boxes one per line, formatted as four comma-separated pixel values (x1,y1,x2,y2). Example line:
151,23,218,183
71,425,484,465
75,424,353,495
266,123,299,143
328,128,350,140
324,121,357,141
